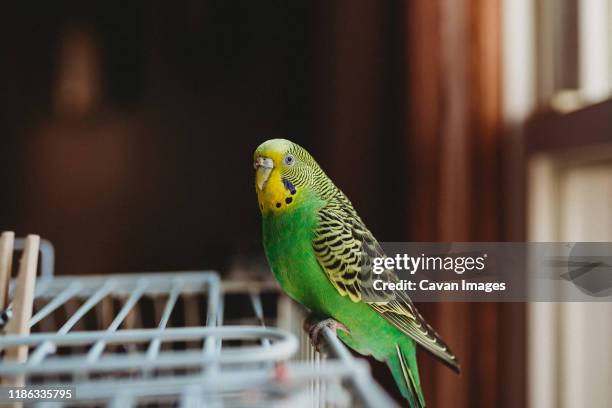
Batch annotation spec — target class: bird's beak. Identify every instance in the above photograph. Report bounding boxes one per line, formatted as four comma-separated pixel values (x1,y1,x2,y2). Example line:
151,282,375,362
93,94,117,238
254,156,274,191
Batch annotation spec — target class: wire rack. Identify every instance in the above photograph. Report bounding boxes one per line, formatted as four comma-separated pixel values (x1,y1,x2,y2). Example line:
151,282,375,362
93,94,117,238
0,238,398,408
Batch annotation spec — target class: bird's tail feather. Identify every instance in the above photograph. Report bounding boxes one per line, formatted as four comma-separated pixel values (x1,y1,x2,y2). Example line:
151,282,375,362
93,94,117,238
388,344,426,408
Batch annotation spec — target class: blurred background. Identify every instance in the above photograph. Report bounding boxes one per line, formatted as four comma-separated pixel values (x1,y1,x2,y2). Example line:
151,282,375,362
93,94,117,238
1,0,611,407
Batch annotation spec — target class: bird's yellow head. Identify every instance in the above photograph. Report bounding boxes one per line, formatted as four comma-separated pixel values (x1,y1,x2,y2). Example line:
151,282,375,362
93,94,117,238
253,139,323,214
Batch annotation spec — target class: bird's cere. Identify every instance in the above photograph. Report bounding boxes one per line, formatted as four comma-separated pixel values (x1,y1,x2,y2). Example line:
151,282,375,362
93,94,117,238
254,156,274,170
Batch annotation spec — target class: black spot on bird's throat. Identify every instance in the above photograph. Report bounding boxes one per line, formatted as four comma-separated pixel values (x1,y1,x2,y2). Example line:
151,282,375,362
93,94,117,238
285,197,293,204
276,202,281,208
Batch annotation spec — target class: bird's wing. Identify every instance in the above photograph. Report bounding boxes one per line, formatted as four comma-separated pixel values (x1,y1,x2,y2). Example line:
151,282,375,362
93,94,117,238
313,198,460,372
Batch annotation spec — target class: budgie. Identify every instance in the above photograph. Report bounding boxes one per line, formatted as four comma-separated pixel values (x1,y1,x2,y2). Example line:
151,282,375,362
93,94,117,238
254,139,459,407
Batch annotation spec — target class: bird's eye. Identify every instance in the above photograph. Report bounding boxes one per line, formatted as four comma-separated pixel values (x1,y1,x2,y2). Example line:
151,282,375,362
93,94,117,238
284,154,295,166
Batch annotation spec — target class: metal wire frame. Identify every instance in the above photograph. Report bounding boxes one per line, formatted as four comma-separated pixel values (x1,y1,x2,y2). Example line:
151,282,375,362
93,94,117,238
0,327,299,374
0,242,398,407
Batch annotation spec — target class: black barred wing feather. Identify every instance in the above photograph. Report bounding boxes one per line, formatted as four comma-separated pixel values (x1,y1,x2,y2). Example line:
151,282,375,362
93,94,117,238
313,208,394,303
371,296,460,372
313,200,460,373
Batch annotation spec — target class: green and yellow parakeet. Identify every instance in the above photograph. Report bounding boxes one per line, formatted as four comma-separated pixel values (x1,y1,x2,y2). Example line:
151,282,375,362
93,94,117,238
254,139,459,407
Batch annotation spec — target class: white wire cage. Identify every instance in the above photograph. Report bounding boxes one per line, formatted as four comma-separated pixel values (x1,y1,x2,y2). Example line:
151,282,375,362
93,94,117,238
0,236,398,407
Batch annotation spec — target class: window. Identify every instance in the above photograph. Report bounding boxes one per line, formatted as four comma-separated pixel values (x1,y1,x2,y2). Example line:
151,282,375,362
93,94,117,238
504,1,612,407
536,0,612,112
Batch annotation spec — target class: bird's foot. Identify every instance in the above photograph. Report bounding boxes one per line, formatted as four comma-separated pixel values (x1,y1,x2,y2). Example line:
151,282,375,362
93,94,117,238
273,361,289,383
303,317,350,352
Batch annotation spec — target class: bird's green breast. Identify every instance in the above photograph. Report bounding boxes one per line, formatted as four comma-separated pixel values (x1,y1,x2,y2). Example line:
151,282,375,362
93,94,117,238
261,194,331,313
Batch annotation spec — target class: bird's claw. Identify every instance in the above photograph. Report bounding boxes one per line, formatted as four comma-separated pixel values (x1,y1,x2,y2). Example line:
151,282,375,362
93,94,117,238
304,317,350,352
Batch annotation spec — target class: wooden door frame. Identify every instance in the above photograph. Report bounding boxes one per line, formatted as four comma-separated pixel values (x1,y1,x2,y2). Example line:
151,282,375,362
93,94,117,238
406,1,526,407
